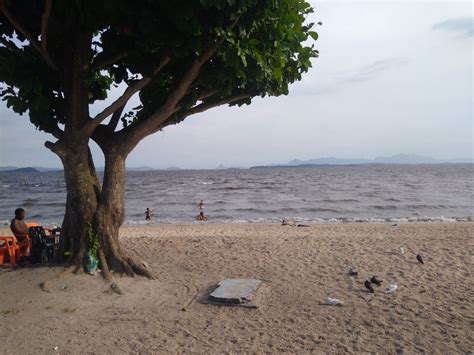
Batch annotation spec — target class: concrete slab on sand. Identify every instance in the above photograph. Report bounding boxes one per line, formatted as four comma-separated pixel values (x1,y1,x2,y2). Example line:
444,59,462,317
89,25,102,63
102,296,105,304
205,278,263,307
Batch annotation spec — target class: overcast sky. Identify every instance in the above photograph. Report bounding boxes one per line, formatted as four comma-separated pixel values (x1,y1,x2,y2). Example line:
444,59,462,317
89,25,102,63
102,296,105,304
0,0,472,169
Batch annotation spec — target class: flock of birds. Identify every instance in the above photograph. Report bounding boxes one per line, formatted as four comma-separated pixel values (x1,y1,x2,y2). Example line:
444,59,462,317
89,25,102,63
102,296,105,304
360,250,424,295
325,246,425,306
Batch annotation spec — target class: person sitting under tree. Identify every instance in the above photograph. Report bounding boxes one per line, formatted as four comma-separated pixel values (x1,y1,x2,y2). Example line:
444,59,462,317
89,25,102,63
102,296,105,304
10,208,29,242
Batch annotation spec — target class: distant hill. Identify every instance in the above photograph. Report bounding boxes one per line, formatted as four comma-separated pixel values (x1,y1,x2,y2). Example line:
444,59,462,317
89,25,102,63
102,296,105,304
216,164,245,170
287,157,371,166
251,154,473,169
0,166,61,172
0,167,40,173
126,166,154,171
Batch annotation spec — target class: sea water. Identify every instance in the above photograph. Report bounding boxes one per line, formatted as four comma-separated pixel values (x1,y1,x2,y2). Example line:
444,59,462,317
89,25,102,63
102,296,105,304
0,164,472,225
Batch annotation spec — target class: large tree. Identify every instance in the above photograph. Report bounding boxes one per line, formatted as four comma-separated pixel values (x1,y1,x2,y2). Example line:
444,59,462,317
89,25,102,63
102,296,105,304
0,0,318,279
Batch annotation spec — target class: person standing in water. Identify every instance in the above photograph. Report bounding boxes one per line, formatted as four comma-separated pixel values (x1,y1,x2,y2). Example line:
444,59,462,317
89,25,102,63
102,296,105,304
145,208,152,221
197,200,207,221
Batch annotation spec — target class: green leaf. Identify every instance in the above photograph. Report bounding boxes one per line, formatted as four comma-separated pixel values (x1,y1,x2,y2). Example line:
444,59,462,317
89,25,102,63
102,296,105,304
308,31,319,41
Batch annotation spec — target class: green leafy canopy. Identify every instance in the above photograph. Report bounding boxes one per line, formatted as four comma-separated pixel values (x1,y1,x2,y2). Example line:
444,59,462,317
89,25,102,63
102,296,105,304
0,0,319,136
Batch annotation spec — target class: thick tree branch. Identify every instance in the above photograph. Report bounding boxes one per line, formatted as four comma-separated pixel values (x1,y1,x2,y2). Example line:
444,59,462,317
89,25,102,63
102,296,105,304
0,1,58,70
44,140,64,156
120,40,227,148
116,16,242,153
40,0,52,57
107,104,125,132
83,56,170,137
152,94,249,134
48,124,64,140
91,51,128,71
184,94,250,116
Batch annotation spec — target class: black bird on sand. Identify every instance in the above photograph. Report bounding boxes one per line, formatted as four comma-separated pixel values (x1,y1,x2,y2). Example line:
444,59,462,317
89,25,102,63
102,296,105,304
416,254,424,264
370,276,383,286
364,280,375,293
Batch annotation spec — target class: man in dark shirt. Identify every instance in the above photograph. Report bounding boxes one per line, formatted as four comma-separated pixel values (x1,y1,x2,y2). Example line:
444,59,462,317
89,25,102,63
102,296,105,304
10,208,29,243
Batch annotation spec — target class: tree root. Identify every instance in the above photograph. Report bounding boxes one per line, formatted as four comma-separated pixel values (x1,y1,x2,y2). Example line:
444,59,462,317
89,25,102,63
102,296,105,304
126,257,156,279
95,249,156,295
109,282,122,294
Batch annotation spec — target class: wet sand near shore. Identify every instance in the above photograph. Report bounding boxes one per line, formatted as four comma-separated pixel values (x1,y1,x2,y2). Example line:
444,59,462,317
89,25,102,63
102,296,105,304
1,223,472,353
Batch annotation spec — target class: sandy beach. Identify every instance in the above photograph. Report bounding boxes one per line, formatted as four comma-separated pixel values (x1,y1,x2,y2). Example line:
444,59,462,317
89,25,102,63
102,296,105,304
0,222,472,354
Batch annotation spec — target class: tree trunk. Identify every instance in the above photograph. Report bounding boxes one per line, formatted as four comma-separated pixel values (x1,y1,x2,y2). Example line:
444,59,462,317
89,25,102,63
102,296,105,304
93,147,155,279
56,142,101,267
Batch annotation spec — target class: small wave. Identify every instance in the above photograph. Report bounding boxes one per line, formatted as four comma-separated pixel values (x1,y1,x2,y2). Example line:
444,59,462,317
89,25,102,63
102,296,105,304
371,205,398,210
121,216,473,225
216,186,247,191
301,207,343,213
402,204,448,210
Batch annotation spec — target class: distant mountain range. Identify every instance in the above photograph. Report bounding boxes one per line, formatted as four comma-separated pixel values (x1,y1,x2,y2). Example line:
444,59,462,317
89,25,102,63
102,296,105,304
0,154,471,173
251,154,473,168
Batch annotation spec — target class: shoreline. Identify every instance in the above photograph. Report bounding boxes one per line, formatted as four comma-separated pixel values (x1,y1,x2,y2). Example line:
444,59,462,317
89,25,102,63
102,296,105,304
3,217,472,229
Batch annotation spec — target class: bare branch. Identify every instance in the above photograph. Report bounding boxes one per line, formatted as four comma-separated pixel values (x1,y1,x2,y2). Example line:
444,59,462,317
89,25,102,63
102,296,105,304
91,51,128,71
40,0,52,56
0,1,58,70
183,94,249,116
83,56,170,137
107,104,125,132
198,89,219,101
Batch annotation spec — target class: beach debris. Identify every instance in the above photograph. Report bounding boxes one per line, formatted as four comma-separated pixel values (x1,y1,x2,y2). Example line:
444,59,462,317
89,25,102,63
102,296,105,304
324,297,344,306
348,267,358,276
297,224,310,227
281,219,297,226
364,280,375,293
385,282,398,294
416,254,424,264
399,247,405,255
392,223,399,226
54,346,58,351
370,276,383,286
209,278,262,305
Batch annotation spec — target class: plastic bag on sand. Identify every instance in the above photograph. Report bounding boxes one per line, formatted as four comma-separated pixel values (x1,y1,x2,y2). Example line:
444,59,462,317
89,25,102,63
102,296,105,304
86,251,98,274
325,297,344,306
385,282,398,294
